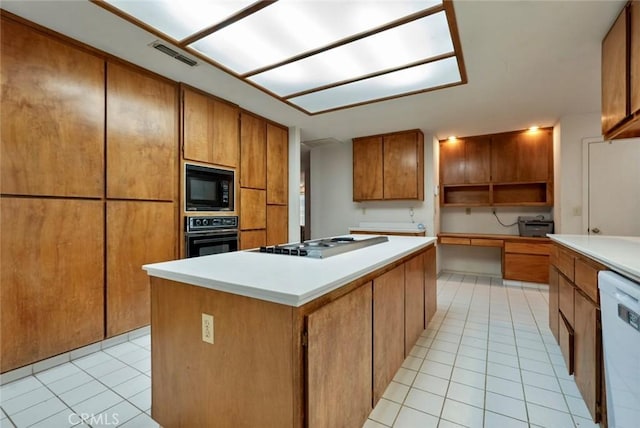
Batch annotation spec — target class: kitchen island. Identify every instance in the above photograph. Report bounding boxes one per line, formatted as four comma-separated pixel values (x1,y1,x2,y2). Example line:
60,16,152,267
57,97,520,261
143,235,437,428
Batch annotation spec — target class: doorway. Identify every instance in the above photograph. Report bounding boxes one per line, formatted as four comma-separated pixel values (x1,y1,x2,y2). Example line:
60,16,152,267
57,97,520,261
583,138,640,236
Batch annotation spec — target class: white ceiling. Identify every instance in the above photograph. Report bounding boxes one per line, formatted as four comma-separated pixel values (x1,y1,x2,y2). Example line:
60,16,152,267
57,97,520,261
1,0,624,143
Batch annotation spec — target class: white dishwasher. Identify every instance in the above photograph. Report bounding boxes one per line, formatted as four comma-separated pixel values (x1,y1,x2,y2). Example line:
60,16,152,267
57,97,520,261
599,271,640,428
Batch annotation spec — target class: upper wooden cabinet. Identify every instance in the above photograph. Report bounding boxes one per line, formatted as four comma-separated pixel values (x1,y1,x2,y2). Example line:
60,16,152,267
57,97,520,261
266,123,288,205
1,17,105,198
107,62,178,201
240,112,267,190
353,129,424,201
440,135,491,185
440,128,553,207
182,85,239,168
602,0,640,139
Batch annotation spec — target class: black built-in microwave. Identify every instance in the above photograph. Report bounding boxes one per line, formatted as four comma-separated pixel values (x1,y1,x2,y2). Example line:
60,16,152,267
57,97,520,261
185,164,234,212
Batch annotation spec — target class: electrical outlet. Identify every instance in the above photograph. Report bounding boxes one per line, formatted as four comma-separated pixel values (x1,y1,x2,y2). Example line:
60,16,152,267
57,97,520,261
202,313,214,344
465,208,471,215
492,208,496,214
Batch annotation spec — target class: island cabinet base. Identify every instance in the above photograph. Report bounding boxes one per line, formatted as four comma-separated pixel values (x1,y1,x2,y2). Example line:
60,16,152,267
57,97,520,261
150,244,436,428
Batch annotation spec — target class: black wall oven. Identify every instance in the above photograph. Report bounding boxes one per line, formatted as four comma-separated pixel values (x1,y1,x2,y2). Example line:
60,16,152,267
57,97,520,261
185,163,234,212
185,216,238,258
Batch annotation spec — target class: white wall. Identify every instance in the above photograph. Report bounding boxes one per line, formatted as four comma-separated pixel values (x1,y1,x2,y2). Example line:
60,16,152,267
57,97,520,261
310,136,436,240
288,127,302,243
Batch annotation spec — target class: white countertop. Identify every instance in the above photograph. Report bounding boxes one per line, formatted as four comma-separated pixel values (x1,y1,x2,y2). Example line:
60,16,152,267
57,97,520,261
548,234,640,283
143,235,436,307
349,222,427,234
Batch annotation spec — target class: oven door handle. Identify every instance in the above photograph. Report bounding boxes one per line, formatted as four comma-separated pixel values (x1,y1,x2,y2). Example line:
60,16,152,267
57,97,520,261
191,236,237,245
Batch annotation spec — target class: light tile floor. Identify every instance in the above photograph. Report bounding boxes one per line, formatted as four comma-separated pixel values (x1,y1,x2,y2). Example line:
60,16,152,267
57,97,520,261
365,272,600,428
0,273,600,428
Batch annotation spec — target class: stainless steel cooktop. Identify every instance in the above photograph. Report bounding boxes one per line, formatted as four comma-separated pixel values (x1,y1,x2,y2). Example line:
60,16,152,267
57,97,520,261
256,236,389,258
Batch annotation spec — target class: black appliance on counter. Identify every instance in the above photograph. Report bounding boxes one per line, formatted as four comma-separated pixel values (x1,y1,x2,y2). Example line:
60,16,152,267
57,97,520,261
518,216,554,237
256,236,388,258
185,163,234,212
185,216,238,258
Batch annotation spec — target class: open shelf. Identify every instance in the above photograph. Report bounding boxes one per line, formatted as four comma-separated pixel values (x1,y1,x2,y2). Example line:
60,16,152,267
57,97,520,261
442,184,490,206
493,182,549,205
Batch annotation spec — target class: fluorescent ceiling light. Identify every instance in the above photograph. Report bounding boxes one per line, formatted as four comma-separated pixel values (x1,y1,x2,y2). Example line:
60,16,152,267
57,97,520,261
97,0,466,115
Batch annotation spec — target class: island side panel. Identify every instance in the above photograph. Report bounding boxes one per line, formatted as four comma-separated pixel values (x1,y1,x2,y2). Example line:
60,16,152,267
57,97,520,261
150,278,295,428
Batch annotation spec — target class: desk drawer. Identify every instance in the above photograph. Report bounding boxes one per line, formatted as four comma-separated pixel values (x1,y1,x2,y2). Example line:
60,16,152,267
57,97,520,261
470,239,503,247
505,242,551,255
440,237,470,245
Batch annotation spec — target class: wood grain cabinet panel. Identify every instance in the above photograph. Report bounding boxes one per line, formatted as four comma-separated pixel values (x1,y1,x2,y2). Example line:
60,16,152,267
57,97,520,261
405,255,425,356
574,290,600,422
1,198,104,372
439,136,491,185
182,86,239,168
383,132,424,200
107,200,175,337
504,253,549,284
240,188,266,230
107,62,177,201
492,129,551,183
602,7,629,135
307,283,373,428
266,205,288,246
439,138,465,184
1,18,105,198
505,242,551,255
353,136,383,201
240,112,266,190
559,313,575,375
240,230,266,250
424,246,437,326
559,276,575,327
266,124,288,205
373,265,405,405
557,246,576,281
549,266,560,342
575,258,602,304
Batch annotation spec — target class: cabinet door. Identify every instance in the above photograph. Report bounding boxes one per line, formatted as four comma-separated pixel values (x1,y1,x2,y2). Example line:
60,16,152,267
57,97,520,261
240,230,266,250
492,130,551,183
465,136,491,183
631,0,640,116
353,136,383,200
504,253,549,283
240,112,266,189
266,205,288,246
266,123,288,205
383,132,422,199
1,18,104,198
602,8,628,135
549,266,560,343
491,134,519,183
183,88,239,168
107,200,175,337
1,198,104,372
405,255,425,355
240,188,266,230
439,139,465,185
373,265,405,404
307,283,372,428
424,246,437,326
559,276,575,327
107,62,177,201
574,290,600,422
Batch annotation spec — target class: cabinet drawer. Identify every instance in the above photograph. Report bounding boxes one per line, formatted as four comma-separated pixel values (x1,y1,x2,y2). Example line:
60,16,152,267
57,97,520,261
549,245,558,266
504,253,549,283
558,276,575,327
440,237,470,245
505,242,551,255
470,238,503,247
574,258,602,304
559,312,574,375
557,247,575,281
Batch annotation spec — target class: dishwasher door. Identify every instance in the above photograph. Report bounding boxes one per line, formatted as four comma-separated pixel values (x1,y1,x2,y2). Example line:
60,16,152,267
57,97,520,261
599,271,640,428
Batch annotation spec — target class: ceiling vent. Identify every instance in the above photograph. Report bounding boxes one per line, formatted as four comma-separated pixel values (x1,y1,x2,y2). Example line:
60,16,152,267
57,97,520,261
150,41,197,67
302,138,342,149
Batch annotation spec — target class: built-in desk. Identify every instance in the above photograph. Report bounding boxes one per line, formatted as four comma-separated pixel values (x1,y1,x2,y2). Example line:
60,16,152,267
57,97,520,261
438,233,551,283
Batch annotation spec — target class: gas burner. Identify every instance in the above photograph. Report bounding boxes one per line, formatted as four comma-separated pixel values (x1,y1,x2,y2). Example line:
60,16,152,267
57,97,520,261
255,236,388,259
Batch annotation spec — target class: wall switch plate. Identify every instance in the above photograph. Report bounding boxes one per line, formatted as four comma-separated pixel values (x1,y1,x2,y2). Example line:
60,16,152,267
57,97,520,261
572,206,582,216
202,313,214,344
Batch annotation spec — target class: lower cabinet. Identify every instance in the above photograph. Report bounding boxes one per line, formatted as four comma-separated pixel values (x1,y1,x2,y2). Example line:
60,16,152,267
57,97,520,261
0,197,104,372
424,245,437,325
373,265,405,404
107,200,176,337
548,266,560,342
503,241,551,283
405,254,425,356
307,283,373,428
574,289,600,420
266,204,288,246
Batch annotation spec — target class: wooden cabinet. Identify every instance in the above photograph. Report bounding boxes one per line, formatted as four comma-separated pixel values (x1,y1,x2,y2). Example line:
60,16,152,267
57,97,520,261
182,85,239,168
405,255,425,355
307,283,372,428
240,188,266,230
602,0,640,139
353,129,424,201
1,17,105,198
353,136,383,200
424,245,437,326
373,265,405,404
106,62,177,201
240,230,267,250
1,198,104,372
266,123,288,205
440,136,491,184
550,243,606,423
106,201,176,337
266,205,288,246
240,111,266,190
504,241,551,283
439,128,553,206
